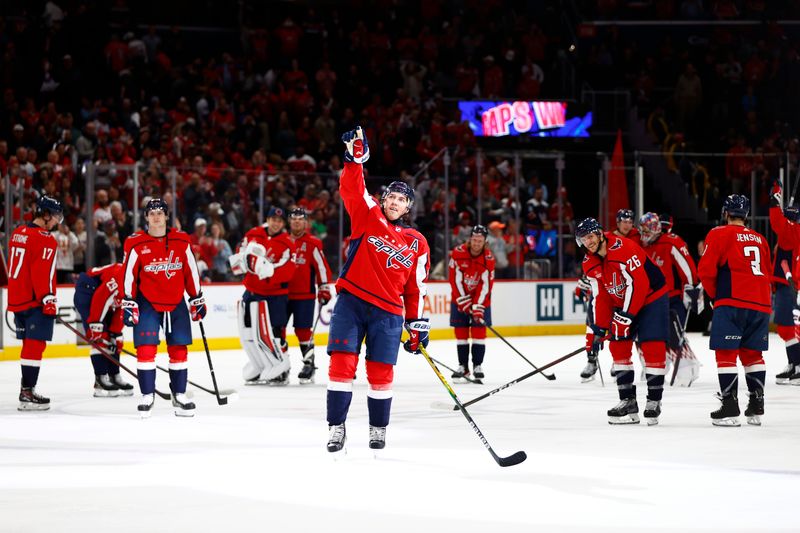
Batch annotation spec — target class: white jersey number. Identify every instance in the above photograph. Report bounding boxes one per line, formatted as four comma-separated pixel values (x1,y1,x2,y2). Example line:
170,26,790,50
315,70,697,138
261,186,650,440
743,246,764,276
8,247,25,280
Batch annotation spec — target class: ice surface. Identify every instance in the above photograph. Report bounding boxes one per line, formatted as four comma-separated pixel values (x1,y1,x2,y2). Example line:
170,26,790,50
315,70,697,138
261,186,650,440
1,333,798,532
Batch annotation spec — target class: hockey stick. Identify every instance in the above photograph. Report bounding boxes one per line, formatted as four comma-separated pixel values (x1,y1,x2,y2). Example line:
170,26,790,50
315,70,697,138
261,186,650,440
484,323,556,380
418,344,526,467
788,167,800,206
433,346,584,411
428,355,484,385
57,317,171,400
669,308,692,387
198,321,235,405
118,345,237,398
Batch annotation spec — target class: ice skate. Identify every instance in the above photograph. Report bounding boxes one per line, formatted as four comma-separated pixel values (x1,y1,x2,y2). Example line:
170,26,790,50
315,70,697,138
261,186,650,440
744,390,764,426
138,393,155,418
327,423,346,454
643,400,661,426
607,398,639,424
580,356,598,382
775,363,795,385
711,393,740,427
369,425,387,451
172,393,196,417
267,371,290,386
110,373,134,396
473,365,485,379
93,374,120,398
298,355,316,385
18,387,50,411
451,365,470,382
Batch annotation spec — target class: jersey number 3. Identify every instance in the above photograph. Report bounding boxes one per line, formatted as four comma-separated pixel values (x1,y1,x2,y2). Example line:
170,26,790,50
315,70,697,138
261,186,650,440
743,246,764,276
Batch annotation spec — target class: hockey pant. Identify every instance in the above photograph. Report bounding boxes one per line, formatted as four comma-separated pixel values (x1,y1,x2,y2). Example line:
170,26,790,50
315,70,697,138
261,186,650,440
238,300,290,381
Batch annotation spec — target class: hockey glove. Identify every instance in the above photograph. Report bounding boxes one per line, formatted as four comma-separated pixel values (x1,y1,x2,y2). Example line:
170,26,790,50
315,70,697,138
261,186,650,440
108,333,124,356
786,272,798,297
317,283,333,305
88,322,105,343
682,283,704,314
403,318,430,354
122,298,139,326
247,255,275,280
575,276,592,300
770,179,783,207
341,126,370,164
585,326,607,357
42,294,57,317
471,304,486,324
611,310,634,340
189,293,207,321
794,309,800,326
455,294,473,314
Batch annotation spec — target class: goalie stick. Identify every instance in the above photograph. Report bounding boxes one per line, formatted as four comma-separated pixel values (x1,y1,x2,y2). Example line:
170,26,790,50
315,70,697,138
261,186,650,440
669,308,693,387
57,317,171,400
418,343,526,468
484,322,556,380
432,345,584,411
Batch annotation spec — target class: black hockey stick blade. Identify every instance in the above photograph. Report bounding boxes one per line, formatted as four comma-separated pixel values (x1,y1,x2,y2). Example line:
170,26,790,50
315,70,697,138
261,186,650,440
498,451,527,467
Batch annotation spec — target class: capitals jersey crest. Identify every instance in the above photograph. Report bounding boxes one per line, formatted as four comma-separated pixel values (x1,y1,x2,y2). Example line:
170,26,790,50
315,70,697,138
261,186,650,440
142,250,183,279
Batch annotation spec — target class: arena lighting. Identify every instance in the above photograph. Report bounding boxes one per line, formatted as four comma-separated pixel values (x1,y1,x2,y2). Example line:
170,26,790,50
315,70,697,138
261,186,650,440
459,100,592,138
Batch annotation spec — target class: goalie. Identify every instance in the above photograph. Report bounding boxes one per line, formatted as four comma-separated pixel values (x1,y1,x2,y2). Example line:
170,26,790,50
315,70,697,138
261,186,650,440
229,207,297,385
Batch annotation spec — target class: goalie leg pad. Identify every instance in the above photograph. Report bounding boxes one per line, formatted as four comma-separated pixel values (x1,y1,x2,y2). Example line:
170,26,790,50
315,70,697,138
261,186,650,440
254,300,290,381
238,300,266,380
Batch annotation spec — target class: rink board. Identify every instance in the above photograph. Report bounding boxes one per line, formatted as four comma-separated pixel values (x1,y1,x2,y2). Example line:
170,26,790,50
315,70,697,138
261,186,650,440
0,280,585,359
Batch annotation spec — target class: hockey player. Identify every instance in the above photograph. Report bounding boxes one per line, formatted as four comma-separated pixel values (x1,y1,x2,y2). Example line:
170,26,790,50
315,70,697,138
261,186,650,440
7,195,63,410
767,181,800,385
638,212,701,386
576,217,669,425
229,206,296,385
287,206,333,384
326,126,430,453
613,209,640,242
697,195,771,426
448,224,495,380
122,198,206,417
74,262,134,397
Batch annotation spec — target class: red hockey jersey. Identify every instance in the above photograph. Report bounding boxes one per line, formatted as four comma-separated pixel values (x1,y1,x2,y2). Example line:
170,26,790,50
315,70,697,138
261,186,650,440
85,263,125,334
239,226,296,297
769,205,800,286
697,224,772,313
289,232,332,300
123,229,202,311
7,223,58,312
641,232,697,299
337,162,430,319
448,244,495,307
582,232,667,329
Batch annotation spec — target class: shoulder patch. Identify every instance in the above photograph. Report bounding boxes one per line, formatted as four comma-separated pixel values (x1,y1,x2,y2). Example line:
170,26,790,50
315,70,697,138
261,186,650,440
609,238,623,251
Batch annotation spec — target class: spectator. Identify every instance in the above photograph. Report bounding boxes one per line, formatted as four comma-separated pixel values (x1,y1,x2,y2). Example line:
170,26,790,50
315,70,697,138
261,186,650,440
55,222,79,283
93,189,112,227
525,186,549,229
191,218,208,246
95,220,122,265
487,221,510,279
505,219,527,279
110,201,133,242
209,222,232,280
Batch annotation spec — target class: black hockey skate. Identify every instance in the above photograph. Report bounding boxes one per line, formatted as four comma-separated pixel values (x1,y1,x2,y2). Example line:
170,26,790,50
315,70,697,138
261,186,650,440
643,400,661,426
172,393,196,417
110,373,135,396
581,355,599,382
744,390,764,426
711,392,740,427
18,387,50,411
327,423,346,453
267,371,290,386
298,355,316,385
93,374,120,398
138,393,155,418
369,425,387,450
451,365,470,381
473,365,485,379
775,363,796,385
607,398,639,424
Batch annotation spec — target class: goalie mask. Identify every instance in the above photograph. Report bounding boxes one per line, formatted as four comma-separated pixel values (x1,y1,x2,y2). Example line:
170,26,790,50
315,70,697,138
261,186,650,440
638,212,661,245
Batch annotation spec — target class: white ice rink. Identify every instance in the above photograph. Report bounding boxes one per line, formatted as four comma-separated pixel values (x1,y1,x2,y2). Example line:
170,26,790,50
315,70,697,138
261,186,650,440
1,333,798,532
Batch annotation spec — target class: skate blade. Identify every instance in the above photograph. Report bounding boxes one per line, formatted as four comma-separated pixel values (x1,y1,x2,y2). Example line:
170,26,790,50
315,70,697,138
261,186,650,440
789,380,800,386
174,410,196,417
116,389,135,397
93,390,120,398
581,375,596,383
244,379,269,386
18,403,50,411
327,447,347,459
712,417,740,427
266,381,290,387
608,414,640,425
775,378,790,385
298,378,315,385
645,417,659,426
138,410,153,419
746,415,762,426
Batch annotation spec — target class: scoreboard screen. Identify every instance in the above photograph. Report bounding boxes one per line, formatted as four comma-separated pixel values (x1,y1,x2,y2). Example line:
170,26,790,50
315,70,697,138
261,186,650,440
459,100,592,138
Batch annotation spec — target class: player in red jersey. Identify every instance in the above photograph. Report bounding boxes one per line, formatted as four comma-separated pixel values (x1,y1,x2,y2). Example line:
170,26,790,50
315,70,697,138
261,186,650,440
7,195,62,410
577,217,669,425
767,181,800,384
698,195,771,426
613,209,640,242
638,212,701,386
326,126,430,453
74,262,134,397
287,206,333,384
122,198,206,418
448,224,495,380
229,206,297,385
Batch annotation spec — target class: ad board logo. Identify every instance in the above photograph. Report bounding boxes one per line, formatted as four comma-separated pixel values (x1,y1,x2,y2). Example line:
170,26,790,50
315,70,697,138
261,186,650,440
537,284,563,321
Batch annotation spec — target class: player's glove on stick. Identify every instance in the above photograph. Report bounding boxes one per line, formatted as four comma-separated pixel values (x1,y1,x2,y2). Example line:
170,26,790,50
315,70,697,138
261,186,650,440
585,325,607,357
683,283,704,314
42,294,57,317
611,310,634,340
317,283,333,305
471,304,485,323
403,318,430,354
455,294,473,314
770,179,783,207
88,322,105,343
189,293,207,321
341,126,370,164
122,298,139,326
108,333,124,356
